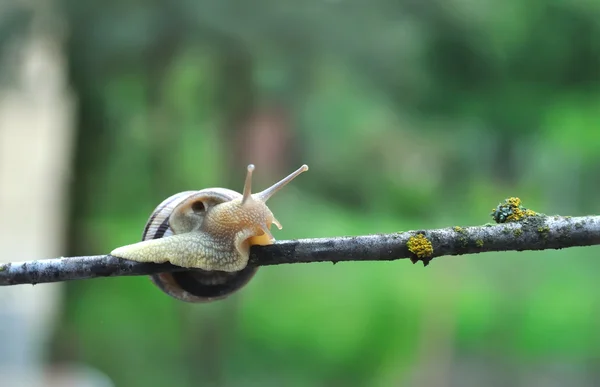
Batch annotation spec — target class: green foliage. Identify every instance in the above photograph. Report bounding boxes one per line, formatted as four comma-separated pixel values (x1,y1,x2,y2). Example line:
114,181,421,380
14,0,600,385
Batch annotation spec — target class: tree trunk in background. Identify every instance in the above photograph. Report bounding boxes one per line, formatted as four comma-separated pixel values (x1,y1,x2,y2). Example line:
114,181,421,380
213,35,256,187
44,3,116,387
47,4,112,372
145,3,183,199
0,5,83,386
176,34,258,387
407,263,463,387
180,31,299,387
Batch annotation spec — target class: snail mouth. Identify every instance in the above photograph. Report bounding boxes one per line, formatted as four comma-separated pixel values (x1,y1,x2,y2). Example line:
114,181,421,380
246,230,275,246
247,224,275,246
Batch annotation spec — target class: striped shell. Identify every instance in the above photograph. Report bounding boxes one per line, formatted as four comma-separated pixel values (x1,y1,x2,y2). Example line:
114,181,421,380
143,190,258,303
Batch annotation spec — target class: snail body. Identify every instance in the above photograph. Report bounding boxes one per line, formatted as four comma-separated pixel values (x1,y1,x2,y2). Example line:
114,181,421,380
110,164,308,302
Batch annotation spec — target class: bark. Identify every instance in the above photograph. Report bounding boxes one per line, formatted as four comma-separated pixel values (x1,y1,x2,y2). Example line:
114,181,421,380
1,214,598,286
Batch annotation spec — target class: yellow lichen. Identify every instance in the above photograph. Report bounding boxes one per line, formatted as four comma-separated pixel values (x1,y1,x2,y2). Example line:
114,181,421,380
491,197,537,223
476,239,484,247
407,234,433,259
505,199,536,221
507,197,521,207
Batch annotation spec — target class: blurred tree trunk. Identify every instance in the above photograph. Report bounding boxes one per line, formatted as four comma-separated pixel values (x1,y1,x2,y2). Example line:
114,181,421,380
0,2,98,385
179,29,306,387
407,263,463,387
145,3,183,199
213,34,256,187
47,0,112,370
177,32,257,387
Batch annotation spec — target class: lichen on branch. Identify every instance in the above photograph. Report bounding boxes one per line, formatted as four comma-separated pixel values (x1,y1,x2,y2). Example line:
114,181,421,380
407,234,434,265
491,197,538,223
0,198,599,286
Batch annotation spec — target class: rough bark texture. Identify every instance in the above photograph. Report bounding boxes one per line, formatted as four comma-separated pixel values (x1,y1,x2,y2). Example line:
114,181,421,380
1,215,599,286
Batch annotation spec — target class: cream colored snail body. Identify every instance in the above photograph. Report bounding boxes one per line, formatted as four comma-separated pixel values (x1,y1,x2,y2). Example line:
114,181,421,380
110,164,308,302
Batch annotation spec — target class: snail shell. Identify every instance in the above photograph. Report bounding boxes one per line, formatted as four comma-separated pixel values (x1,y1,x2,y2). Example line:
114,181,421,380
111,164,309,303
143,190,258,303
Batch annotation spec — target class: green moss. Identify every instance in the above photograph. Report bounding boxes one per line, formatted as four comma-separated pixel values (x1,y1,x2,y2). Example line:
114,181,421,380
407,234,433,259
475,239,484,247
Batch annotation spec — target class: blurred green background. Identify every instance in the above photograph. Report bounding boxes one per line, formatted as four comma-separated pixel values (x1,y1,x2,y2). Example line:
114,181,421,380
2,0,600,386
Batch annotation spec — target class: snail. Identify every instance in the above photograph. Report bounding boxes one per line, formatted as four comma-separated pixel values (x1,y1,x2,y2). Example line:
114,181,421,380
110,164,309,303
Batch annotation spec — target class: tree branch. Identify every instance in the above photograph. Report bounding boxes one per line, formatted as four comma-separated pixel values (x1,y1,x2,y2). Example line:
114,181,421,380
1,214,599,286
